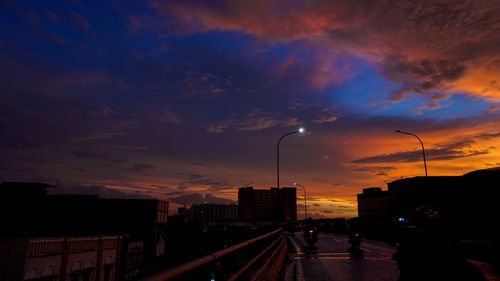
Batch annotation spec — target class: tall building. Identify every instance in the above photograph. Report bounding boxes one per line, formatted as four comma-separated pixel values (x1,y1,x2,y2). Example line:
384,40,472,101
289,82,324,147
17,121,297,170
238,187,297,221
238,187,255,221
253,188,278,221
279,187,297,221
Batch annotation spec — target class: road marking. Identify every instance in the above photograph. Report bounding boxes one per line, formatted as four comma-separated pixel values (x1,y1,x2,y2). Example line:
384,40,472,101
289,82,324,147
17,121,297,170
314,252,350,256
295,256,393,261
286,234,303,255
284,234,305,281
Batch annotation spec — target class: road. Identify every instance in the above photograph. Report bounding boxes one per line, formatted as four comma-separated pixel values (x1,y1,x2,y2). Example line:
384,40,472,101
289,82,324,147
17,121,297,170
285,232,400,281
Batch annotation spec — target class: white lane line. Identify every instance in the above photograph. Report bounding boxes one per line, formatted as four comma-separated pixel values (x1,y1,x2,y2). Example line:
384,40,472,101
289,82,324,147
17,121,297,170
295,256,393,261
286,234,303,255
284,234,305,281
314,252,350,256
296,257,305,281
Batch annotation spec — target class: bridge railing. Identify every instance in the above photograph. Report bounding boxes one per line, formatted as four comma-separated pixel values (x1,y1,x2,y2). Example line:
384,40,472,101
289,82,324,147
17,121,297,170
141,228,285,281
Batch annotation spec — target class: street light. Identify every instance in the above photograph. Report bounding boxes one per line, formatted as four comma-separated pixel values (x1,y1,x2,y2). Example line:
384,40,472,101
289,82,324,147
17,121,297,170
276,127,305,190
395,130,428,176
294,182,307,220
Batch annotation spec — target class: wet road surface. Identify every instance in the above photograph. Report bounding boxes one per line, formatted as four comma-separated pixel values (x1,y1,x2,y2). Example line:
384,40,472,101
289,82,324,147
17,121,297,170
286,232,400,281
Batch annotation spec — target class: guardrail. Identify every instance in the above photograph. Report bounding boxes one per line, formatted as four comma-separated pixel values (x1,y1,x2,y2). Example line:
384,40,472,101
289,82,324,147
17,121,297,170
141,228,284,281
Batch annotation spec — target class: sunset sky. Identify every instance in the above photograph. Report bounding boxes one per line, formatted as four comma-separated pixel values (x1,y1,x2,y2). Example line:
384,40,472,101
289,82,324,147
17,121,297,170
1,0,500,218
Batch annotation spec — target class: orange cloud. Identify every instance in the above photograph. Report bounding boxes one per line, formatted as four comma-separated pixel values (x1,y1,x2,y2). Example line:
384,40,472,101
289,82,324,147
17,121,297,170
153,0,500,99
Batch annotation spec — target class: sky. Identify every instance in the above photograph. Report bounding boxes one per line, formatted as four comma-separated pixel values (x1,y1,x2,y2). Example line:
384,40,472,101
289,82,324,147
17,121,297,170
1,0,500,218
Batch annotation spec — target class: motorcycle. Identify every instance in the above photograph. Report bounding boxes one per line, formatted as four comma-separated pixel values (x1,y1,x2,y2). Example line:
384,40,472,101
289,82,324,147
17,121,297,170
348,232,362,250
303,227,318,247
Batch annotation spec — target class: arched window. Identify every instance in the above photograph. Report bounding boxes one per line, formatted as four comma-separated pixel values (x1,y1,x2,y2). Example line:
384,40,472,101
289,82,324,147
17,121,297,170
41,266,54,277
71,261,81,272
84,259,93,269
24,268,37,280
104,256,112,265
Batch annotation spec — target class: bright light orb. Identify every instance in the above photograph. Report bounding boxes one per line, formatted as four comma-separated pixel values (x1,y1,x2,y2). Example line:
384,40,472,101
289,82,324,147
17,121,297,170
298,127,305,134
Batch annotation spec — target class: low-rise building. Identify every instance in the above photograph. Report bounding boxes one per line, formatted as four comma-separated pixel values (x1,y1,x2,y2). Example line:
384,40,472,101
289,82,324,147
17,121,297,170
190,204,238,224
356,168,500,241
0,235,121,281
0,182,169,280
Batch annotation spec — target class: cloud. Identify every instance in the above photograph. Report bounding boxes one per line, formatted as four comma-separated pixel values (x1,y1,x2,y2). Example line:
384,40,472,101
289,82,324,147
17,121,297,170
66,11,91,33
20,10,42,26
32,29,69,45
131,163,155,172
312,116,338,124
268,51,360,90
179,72,229,99
49,183,154,199
169,192,235,205
352,138,490,164
410,95,452,115
206,102,340,134
352,166,396,176
154,0,500,99
488,104,500,113
43,10,60,24
207,109,301,133
156,108,183,125
71,149,127,163
176,172,234,191
382,56,465,101
74,167,90,173
474,132,500,140
150,184,171,189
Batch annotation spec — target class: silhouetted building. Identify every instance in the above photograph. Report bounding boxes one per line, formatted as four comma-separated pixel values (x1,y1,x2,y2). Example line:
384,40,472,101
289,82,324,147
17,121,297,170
356,168,500,241
1,184,100,238
0,182,51,198
357,187,397,223
177,207,191,220
253,188,278,221
0,182,169,280
238,187,296,221
190,204,238,224
0,235,121,281
238,187,255,221
279,187,297,221
98,199,169,280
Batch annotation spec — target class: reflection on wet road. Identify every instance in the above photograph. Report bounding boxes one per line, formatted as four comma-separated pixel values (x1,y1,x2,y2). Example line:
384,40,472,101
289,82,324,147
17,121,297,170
286,232,400,281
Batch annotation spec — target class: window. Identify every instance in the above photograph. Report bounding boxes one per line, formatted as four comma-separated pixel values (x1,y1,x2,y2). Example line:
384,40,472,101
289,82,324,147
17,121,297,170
41,266,54,278
24,268,37,280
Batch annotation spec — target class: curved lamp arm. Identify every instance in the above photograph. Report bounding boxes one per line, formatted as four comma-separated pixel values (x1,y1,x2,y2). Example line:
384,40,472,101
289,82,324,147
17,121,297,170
396,130,428,176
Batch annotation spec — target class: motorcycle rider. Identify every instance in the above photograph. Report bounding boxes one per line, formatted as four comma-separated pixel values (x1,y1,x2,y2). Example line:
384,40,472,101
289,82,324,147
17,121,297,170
303,217,318,246
347,218,363,251
393,205,487,281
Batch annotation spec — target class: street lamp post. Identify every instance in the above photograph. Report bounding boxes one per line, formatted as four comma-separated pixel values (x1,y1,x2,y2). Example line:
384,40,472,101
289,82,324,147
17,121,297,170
276,127,305,190
395,130,428,176
294,182,307,220
276,127,305,221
